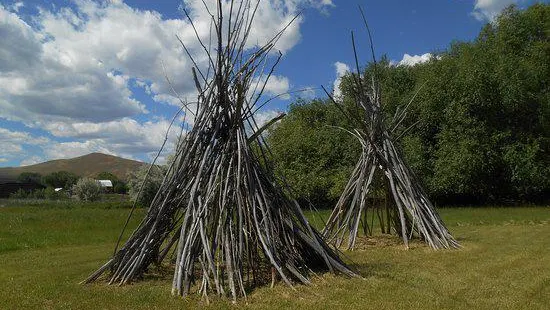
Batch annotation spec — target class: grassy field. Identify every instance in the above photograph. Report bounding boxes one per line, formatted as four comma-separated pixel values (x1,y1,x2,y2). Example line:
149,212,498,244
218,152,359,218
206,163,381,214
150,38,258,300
0,203,548,309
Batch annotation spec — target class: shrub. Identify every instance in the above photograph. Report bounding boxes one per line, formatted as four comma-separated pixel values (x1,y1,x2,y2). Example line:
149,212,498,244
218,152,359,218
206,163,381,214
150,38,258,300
73,178,101,202
127,165,167,207
42,171,79,188
44,187,67,200
31,188,46,199
9,188,28,199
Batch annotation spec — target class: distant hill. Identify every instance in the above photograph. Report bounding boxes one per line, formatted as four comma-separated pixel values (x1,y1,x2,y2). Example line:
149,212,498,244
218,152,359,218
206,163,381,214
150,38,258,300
0,153,145,182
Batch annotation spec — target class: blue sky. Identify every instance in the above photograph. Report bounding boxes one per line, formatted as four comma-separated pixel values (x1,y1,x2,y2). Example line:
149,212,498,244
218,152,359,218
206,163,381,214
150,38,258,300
0,0,546,167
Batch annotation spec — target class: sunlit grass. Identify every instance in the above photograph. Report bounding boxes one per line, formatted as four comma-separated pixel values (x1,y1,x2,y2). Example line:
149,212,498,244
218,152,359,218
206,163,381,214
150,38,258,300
0,205,548,309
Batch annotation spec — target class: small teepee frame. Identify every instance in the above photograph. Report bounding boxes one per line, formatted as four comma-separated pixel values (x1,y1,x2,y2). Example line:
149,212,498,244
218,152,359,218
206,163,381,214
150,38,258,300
322,15,459,250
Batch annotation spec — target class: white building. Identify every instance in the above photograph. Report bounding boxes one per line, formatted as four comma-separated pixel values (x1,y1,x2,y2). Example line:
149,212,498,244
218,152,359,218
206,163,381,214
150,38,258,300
97,180,113,190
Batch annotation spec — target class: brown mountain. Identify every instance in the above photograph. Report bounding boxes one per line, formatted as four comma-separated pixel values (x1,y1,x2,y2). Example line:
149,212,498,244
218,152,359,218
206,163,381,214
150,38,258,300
0,153,145,182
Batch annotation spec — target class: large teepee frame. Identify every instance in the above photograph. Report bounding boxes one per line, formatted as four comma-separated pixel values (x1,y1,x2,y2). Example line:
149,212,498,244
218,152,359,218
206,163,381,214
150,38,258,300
84,0,354,301
322,18,459,251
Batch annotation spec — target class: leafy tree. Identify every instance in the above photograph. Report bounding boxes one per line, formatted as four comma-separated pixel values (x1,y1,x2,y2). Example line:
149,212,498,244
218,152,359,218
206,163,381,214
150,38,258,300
411,3,550,202
31,188,46,199
267,99,360,207
17,172,43,185
268,4,550,205
127,165,167,207
42,171,79,189
73,178,101,202
43,187,66,200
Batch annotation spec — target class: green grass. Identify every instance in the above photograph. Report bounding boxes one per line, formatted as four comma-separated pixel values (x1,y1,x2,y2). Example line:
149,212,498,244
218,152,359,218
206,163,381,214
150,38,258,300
0,205,549,309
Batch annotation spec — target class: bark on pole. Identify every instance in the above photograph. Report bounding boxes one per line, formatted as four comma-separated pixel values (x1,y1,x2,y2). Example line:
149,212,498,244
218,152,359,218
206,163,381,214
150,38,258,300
321,19,459,250
84,0,355,300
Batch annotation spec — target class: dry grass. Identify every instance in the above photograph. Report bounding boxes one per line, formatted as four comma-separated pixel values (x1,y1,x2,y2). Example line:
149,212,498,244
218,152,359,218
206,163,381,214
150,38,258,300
0,205,548,309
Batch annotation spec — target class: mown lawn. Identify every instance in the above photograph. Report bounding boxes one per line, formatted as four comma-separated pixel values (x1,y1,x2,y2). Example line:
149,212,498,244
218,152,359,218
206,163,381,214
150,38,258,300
0,203,548,309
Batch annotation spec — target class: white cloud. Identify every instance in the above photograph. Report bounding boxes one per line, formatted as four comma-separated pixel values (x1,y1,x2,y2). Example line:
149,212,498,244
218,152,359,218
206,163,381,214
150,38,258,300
333,61,350,98
42,118,183,159
0,118,181,166
0,1,333,165
0,4,146,124
0,6,42,73
20,156,44,167
252,75,291,100
0,0,323,127
42,140,116,160
472,0,520,22
253,109,283,128
0,158,8,163
0,127,50,163
264,75,291,97
0,0,329,120
396,53,432,67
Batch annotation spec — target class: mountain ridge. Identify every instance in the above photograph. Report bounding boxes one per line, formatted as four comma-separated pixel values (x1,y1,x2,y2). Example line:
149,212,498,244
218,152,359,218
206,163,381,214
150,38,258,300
0,153,145,182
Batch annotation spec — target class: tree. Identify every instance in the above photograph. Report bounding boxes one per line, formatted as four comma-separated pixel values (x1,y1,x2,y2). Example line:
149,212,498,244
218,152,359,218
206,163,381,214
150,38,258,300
267,98,360,208
73,178,101,202
126,165,167,207
95,171,128,194
412,3,550,202
17,172,43,185
268,4,550,204
42,171,79,189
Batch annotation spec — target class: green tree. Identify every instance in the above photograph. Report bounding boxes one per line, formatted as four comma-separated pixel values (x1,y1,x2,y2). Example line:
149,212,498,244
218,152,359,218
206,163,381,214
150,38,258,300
267,99,360,207
17,172,43,185
44,187,66,200
127,165,167,207
268,4,550,205
42,171,79,189
73,178,101,202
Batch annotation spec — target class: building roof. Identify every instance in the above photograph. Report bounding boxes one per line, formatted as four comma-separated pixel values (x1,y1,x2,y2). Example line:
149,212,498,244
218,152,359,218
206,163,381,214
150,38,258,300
97,180,113,187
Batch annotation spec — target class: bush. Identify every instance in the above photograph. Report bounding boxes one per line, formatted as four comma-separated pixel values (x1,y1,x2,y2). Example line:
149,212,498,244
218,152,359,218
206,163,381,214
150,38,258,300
267,99,360,208
42,171,79,189
31,188,46,199
44,187,67,200
9,188,28,199
73,178,101,202
127,165,167,207
17,172,44,186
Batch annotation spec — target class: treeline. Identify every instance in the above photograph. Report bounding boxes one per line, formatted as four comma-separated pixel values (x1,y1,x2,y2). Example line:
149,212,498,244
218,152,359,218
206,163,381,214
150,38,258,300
268,4,549,206
13,171,129,200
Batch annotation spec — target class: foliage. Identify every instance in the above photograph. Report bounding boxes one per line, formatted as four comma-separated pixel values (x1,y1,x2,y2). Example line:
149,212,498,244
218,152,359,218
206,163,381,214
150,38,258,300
42,171,79,189
9,188,28,199
17,172,44,186
410,3,550,203
8,187,67,200
44,187,67,200
267,99,360,207
95,171,128,194
126,165,167,207
268,4,550,205
73,178,101,202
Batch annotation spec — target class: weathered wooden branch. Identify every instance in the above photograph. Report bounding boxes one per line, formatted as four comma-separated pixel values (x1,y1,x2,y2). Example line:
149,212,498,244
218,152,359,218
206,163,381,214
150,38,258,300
84,0,355,300
322,14,459,251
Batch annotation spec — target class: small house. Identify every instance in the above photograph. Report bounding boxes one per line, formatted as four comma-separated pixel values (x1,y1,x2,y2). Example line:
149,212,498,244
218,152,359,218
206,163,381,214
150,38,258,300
97,180,113,192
